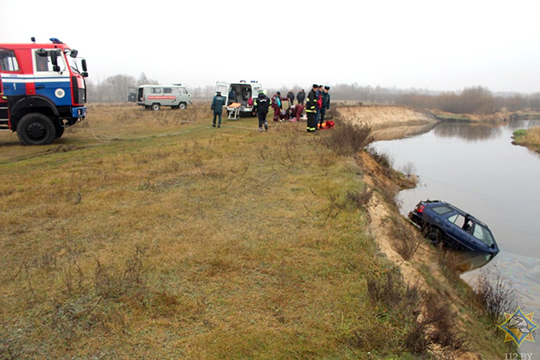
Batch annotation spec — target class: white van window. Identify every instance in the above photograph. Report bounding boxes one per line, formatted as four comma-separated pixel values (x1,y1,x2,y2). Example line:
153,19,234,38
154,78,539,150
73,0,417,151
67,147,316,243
179,88,187,94
163,88,172,94
151,88,162,94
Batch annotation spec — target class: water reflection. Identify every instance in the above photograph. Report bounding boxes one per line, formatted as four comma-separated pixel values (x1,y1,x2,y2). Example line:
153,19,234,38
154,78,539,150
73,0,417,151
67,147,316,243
433,123,503,141
507,119,539,130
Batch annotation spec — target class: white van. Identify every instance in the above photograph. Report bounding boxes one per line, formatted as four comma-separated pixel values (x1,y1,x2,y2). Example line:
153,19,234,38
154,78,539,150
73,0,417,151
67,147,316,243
215,80,263,116
137,84,192,110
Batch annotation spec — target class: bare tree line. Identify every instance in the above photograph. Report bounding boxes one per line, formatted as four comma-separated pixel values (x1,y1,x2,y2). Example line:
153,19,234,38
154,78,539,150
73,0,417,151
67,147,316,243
86,74,540,114
396,86,540,114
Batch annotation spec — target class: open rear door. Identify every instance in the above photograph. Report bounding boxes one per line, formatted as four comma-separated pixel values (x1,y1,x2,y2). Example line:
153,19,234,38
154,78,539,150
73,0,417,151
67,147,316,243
127,87,137,102
215,81,229,104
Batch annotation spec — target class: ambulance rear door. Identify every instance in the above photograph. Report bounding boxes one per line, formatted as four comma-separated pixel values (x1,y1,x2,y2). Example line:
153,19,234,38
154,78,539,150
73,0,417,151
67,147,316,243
215,81,229,104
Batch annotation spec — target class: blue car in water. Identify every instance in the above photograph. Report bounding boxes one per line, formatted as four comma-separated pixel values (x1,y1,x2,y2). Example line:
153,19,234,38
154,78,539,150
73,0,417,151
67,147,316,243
409,200,500,261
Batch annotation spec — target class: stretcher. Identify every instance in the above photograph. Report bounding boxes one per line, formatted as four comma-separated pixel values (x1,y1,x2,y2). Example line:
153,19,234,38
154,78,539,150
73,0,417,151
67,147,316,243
227,102,241,120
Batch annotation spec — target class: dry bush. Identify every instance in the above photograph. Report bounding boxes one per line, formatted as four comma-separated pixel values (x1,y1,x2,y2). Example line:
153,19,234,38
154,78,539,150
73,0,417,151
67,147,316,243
367,270,467,356
94,245,148,300
400,161,416,178
321,120,372,157
366,146,394,169
473,266,517,323
435,246,466,284
367,269,420,315
345,188,372,210
385,216,421,261
404,292,467,356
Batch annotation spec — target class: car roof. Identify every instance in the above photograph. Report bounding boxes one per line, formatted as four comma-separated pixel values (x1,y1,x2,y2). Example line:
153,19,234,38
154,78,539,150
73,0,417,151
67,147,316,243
427,200,490,228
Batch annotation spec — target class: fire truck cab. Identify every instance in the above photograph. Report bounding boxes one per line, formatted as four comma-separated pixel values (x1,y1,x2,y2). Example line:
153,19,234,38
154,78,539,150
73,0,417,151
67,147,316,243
0,38,88,145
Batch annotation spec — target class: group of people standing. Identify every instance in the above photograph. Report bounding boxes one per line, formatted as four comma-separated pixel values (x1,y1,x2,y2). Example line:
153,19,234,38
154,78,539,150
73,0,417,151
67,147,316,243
211,84,330,132
287,89,306,106
305,84,331,133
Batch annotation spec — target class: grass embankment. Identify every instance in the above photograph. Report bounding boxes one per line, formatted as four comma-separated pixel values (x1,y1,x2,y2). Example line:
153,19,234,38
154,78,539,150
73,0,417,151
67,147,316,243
513,127,540,153
0,104,510,359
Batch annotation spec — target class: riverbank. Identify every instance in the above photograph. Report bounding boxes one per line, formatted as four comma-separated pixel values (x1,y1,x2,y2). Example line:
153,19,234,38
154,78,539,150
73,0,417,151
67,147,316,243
513,127,540,153
336,105,438,141
0,104,512,359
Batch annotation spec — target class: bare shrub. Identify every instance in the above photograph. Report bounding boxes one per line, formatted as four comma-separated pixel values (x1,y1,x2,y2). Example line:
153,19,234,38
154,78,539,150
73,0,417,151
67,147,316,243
345,188,372,210
322,120,372,157
404,292,467,355
94,245,148,300
400,161,416,178
473,266,517,323
436,246,465,284
366,146,394,169
386,216,421,261
367,269,420,314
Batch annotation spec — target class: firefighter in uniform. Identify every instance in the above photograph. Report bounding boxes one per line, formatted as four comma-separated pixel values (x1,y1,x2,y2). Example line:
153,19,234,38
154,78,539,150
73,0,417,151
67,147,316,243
254,90,270,131
306,84,319,132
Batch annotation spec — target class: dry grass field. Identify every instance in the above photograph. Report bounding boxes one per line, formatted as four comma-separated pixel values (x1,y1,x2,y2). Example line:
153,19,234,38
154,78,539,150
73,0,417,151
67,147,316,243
0,103,510,359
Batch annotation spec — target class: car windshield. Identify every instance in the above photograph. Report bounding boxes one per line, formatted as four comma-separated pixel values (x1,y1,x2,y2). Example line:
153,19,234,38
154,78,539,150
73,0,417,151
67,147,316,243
472,224,495,247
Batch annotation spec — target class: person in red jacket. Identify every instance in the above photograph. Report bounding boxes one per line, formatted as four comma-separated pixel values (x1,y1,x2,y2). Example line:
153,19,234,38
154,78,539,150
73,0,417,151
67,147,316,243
289,104,304,122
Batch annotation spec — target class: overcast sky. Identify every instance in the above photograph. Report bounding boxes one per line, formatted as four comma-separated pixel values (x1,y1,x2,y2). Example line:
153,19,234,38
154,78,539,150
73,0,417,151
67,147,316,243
1,0,538,93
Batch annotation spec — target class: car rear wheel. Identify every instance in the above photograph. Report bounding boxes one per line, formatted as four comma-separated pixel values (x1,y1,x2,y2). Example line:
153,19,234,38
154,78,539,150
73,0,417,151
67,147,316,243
151,103,160,111
426,227,443,245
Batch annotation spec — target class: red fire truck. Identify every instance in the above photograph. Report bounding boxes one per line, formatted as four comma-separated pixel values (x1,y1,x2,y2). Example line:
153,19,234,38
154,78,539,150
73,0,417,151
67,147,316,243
0,38,88,145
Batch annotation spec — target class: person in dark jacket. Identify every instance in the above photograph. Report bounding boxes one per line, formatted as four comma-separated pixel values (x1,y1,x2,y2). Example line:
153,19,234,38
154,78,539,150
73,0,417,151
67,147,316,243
296,89,305,105
287,90,295,105
316,85,323,125
319,86,331,127
228,88,236,105
254,90,270,131
306,84,318,132
211,91,226,127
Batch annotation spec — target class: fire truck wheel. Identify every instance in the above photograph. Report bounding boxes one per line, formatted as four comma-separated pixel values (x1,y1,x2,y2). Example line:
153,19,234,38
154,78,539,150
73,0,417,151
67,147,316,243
17,113,57,145
179,103,187,110
151,103,160,111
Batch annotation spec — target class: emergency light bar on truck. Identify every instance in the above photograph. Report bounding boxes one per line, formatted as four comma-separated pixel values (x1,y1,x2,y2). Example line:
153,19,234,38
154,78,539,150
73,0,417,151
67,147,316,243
0,38,88,145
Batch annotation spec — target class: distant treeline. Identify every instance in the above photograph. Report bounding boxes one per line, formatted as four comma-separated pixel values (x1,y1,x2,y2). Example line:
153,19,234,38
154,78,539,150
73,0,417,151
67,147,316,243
395,86,540,114
87,74,540,114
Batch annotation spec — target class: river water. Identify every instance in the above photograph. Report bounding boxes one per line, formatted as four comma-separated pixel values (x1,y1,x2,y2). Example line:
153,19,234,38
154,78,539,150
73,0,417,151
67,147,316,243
371,120,540,357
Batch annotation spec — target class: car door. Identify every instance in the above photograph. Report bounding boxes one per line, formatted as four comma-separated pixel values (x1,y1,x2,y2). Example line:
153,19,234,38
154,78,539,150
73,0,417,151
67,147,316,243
162,87,175,106
443,213,475,251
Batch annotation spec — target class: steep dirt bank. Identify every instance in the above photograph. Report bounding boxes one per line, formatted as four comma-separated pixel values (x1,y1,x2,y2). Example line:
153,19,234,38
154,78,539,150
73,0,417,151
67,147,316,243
337,105,438,140
357,150,512,359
